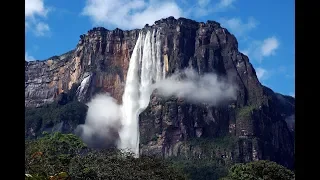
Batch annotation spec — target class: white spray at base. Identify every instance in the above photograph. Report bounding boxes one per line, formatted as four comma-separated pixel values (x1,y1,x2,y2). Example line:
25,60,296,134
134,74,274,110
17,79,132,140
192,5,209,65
77,29,237,158
119,29,164,156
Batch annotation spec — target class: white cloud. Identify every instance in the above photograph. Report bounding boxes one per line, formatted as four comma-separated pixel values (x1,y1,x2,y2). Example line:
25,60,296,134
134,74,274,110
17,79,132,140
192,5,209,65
255,67,270,81
76,94,122,148
220,17,258,37
25,52,35,61
243,36,280,63
153,68,237,106
25,22,29,29
25,0,48,18
82,0,238,29
216,0,237,9
82,0,182,29
261,36,279,56
25,0,51,36
35,22,50,36
289,92,295,97
186,0,237,17
198,0,210,7
240,49,249,56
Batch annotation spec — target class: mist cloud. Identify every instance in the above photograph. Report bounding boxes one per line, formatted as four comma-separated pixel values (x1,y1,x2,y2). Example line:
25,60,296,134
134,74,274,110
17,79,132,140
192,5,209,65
285,114,295,131
153,68,237,106
75,94,122,148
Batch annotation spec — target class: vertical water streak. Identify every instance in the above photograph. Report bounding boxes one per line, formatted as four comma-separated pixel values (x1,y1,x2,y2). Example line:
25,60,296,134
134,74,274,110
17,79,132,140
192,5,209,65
139,31,153,109
139,33,145,65
155,30,163,81
151,29,157,82
119,33,142,156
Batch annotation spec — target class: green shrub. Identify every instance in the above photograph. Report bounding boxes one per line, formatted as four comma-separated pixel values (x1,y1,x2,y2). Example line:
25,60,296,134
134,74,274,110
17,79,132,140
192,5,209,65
25,133,187,180
237,106,256,119
220,160,295,180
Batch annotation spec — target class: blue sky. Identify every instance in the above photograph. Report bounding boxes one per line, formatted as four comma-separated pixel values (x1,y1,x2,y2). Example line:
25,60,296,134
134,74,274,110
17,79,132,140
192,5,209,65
25,0,295,97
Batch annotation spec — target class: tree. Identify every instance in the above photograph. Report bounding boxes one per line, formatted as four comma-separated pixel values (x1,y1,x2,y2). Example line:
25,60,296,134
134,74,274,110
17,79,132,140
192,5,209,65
25,133,187,180
220,160,295,180
25,132,86,178
69,150,188,179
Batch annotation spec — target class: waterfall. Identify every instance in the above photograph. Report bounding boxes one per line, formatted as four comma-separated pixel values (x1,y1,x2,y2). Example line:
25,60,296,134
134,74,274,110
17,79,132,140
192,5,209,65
119,29,164,157
139,30,153,109
156,30,163,81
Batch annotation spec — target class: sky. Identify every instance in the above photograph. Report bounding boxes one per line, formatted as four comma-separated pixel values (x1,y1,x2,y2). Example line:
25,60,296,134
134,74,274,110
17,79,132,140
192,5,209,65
25,0,295,97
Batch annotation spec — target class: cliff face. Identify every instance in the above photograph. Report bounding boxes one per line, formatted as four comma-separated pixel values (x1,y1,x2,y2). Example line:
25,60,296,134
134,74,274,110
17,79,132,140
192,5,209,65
25,17,294,169
25,28,140,107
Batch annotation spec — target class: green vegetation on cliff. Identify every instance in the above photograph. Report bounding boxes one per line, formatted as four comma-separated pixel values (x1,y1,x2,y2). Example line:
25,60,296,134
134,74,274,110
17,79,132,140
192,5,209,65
189,136,237,152
236,105,258,121
25,101,88,137
25,83,88,138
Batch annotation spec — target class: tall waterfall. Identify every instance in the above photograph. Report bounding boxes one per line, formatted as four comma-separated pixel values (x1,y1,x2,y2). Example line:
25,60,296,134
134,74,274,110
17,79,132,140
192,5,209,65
119,29,164,157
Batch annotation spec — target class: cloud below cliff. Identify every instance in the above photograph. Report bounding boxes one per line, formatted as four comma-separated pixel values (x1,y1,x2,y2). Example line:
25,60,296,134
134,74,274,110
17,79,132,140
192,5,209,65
153,68,237,106
75,94,122,148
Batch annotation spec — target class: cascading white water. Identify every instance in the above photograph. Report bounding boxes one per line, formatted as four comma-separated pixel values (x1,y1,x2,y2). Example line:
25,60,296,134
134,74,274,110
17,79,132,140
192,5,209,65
156,30,163,81
119,33,142,156
151,30,157,81
139,31,154,109
119,29,164,157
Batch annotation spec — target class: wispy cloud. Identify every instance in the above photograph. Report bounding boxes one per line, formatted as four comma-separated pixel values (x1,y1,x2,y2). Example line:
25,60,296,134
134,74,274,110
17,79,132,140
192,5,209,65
255,67,271,81
25,0,48,17
261,37,279,57
35,22,50,36
25,52,35,61
242,36,280,63
153,68,237,106
216,0,237,10
198,0,210,7
184,0,237,17
82,0,238,29
82,0,182,29
25,0,51,37
289,92,295,97
220,17,258,38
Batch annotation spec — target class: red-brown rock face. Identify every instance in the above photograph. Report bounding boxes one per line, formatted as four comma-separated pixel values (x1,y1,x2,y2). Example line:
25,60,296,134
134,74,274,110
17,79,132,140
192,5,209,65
25,28,140,107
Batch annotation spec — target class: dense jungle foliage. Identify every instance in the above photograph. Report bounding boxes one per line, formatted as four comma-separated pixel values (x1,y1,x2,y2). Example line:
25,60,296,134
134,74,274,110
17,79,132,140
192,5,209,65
25,133,294,180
